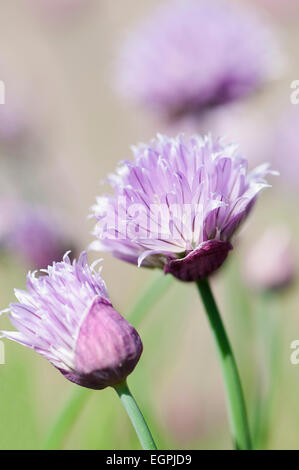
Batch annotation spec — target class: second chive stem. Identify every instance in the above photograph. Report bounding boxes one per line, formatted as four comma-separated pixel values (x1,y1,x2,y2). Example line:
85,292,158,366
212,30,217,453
196,278,252,450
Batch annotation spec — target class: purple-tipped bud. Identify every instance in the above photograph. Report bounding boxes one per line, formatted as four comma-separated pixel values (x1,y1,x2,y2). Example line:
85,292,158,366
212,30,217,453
243,227,295,292
62,297,143,390
0,252,142,390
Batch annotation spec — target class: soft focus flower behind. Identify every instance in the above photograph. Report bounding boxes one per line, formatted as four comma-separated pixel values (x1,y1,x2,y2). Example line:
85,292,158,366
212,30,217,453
0,200,72,269
118,0,278,119
271,107,299,191
92,134,274,282
243,226,295,292
0,252,143,390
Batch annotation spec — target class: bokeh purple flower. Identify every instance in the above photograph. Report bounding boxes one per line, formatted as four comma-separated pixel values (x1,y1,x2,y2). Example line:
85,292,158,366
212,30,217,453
0,200,73,269
271,107,299,190
0,252,143,390
118,0,278,119
91,134,274,282
28,0,92,21
243,226,295,292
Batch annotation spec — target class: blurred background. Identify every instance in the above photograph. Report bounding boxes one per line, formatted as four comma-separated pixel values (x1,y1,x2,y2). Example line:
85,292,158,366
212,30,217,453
0,0,299,450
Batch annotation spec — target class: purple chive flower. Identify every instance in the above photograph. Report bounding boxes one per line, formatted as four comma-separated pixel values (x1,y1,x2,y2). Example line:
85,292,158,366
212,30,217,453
243,227,295,292
91,134,274,282
118,0,278,119
0,252,142,390
0,200,72,269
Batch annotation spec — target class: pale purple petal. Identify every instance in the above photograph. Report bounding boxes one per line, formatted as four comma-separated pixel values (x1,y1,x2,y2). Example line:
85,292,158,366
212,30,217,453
91,133,275,281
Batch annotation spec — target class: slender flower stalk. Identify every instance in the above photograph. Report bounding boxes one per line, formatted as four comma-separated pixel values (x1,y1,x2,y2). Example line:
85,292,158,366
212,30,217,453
196,278,251,450
114,381,157,450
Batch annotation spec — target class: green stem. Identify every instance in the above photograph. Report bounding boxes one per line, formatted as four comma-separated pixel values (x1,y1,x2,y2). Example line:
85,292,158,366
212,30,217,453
43,271,171,450
44,387,90,450
114,381,157,450
196,278,252,450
